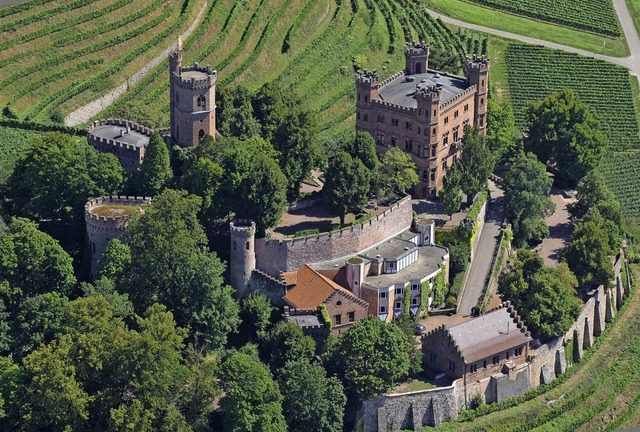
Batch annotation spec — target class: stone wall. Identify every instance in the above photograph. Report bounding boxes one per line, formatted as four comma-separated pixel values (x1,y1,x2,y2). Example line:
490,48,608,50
247,269,288,306
255,195,413,276
359,381,465,432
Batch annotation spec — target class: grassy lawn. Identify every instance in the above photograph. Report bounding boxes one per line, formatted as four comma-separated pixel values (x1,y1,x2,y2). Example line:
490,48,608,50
627,0,640,37
391,376,437,394
425,0,629,57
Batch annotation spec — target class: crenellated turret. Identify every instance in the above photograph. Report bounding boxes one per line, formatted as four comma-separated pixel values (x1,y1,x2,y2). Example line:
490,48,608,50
465,55,490,132
405,41,429,75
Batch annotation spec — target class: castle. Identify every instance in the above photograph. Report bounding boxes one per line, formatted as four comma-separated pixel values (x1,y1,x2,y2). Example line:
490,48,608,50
86,51,217,174
356,42,489,198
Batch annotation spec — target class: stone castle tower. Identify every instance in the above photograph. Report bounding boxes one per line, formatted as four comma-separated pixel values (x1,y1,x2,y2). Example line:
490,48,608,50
85,196,151,277
169,52,217,147
229,219,257,296
465,54,490,131
404,41,429,75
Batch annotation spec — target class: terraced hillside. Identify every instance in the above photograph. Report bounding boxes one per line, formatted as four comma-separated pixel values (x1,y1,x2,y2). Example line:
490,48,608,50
100,0,488,141
462,0,621,36
0,0,203,123
504,44,640,220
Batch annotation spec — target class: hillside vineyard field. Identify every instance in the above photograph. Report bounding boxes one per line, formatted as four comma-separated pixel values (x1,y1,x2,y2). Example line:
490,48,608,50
504,44,640,220
0,0,492,141
461,0,621,36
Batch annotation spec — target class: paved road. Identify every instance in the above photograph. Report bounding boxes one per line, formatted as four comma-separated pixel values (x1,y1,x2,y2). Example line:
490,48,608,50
456,180,504,317
426,1,640,76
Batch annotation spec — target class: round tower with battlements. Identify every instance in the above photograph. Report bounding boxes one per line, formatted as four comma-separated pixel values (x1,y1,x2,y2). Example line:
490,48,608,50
465,55,490,132
169,51,218,147
355,70,379,131
85,196,151,278
229,219,256,296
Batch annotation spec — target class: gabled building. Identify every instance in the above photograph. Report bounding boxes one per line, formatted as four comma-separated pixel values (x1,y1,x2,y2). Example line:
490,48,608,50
283,265,369,335
422,302,531,383
356,42,489,198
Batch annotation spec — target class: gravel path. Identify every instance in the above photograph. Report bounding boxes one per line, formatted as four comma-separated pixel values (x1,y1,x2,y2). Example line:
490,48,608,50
64,1,208,127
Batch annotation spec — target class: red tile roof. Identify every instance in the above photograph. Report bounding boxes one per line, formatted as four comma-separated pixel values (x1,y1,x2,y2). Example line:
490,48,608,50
284,265,357,309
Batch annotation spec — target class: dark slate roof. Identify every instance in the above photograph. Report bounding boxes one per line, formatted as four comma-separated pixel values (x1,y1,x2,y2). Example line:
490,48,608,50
377,71,469,108
285,314,322,328
90,124,150,148
447,307,531,363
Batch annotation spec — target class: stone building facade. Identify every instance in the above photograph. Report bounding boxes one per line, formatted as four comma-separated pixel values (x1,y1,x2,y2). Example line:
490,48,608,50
84,196,151,277
86,119,153,175
356,42,489,198
169,52,217,147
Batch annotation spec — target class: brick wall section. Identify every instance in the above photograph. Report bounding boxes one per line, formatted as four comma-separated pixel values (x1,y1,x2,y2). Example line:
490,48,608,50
255,195,413,276
325,290,369,336
87,118,153,175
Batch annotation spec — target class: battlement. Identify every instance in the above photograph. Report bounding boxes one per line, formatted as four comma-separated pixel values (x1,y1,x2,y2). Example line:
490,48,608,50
416,85,442,100
378,71,405,89
371,99,417,112
230,219,256,234
465,54,490,71
87,118,153,152
439,85,477,110
173,62,217,90
405,41,429,55
85,196,151,223
356,69,380,86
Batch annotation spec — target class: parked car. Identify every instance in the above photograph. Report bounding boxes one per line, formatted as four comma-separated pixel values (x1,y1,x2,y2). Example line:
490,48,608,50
415,322,427,335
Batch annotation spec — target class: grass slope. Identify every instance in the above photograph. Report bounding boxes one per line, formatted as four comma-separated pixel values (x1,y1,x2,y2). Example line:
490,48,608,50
425,0,629,57
429,264,640,431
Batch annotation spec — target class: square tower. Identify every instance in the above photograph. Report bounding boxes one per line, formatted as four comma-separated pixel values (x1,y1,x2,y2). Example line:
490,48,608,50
169,52,218,147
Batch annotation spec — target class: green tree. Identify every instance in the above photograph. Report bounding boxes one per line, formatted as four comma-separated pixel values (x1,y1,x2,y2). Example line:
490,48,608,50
328,316,411,402
124,189,240,350
135,133,173,196
324,152,370,225
11,292,69,359
3,132,125,227
0,218,76,306
501,152,555,246
439,163,462,219
277,361,346,432
240,292,274,340
181,157,224,223
486,98,520,164
380,147,419,194
80,277,134,319
251,82,289,140
568,170,621,225
0,300,9,354
344,132,381,193
459,126,494,204
563,219,614,287
261,321,316,372
96,238,131,282
218,86,262,140
219,352,287,432
524,88,607,186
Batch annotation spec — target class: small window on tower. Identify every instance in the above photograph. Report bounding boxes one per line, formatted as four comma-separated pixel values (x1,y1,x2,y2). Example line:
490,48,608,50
245,241,250,250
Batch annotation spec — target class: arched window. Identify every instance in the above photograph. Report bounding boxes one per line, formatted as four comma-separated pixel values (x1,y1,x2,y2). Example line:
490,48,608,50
197,95,206,108
199,129,205,140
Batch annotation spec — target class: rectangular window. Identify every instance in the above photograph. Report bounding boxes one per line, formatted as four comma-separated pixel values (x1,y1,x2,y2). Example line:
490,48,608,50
396,287,403,295
392,118,399,127
442,160,447,171
431,144,437,157
394,301,402,310
413,284,419,291
380,306,386,313
443,133,449,146
515,347,523,356
406,121,413,130
449,361,456,372
377,115,384,123
411,298,418,305
405,139,413,152
391,136,397,147
432,127,436,136
453,127,459,142
430,168,436,182
464,104,469,112
483,360,487,368
463,119,470,127
334,314,342,326
506,351,511,360
493,355,500,365
444,117,449,125
422,170,429,182
348,312,355,323
470,363,477,373
379,291,387,299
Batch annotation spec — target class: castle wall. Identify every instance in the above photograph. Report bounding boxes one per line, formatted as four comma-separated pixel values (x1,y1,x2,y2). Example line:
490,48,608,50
87,119,153,175
254,195,413,277
247,270,288,306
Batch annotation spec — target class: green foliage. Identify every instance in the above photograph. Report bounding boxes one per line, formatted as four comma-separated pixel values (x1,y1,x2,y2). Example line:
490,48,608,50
432,264,447,308
123,189,240,350
240,292,274,340
0,126,40,182
380,147,419,194
318,304,332,332
0,217,76,307
277,361,346,432
324,152,370,225
219,352,286,432
463,0,620,36
344,131,381,194
96,238,131,282
568,170,621,224
260,321,316,372
3,132,125,232
563,217,615,287
134,133,173,196
80,277,134,319
328,316,411,402
420,280,431,313
467,189,488,221
459,126,494,203
525,89,607,186
439,163,462,218
499,250,581,337
501,152,555,246
486,98,520,164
